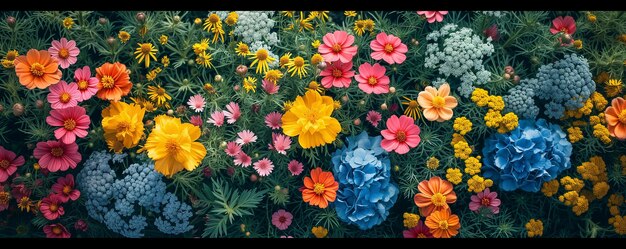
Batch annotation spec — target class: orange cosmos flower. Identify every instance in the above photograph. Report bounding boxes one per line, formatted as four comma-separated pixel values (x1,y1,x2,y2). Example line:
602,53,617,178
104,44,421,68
302,167,338,208
95,62,132,101
417,83,458,122
425,209,460,238
414,176,457,216
14,49,62,89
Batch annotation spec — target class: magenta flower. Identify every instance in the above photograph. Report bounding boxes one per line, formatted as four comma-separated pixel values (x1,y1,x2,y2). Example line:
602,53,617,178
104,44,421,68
224,102,241,124
380,115,421,154
43,223,71,238
47,80,81,110
262,79,280,94
0,146,25,183
469,188,501,214
269,133,291,155
483,24,500,41
33,140,81,172
416,11,448,23
73,66,99,102
271,209,293,230
366,110,382,127
370,32,408,65
189,115,203,127
318,30,358,63
46,106,91,144
207,110,225,127
355,62,390,94
51,174,80,202
224,141,242,157
287,160,304,176
403,220,433,238
236,130,257,145
40,194,65,220
320,61,354,88
48,38,80,69
265,112,283,130
187,94,206,113
253,158,274,176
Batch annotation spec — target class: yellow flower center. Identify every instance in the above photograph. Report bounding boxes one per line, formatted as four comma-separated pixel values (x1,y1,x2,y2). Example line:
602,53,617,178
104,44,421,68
396,130,407,142
63,185,72,194
256,49,268,61
409,100,418,108
0,160,9,169
313,183,325,195
332,43,342,52
209,14,220,24
51,147,64,157
101,76,115,89
619,109,626,124
368,76,378,85
481,197,491,206
117,121,130,133
417,233,427,238
294,57,305,67
432,96,445,108
58,48,70,59
6,51,18,61
308,81,320,90
306,111,319,122
438,220,449,230
356,21,365,28
77,80,88,90
384,43,394,53
63,119,76,130
30,63,45,77
141,44,152,54
59,93,71,104
156,87,166,95
280,56,290,66
431,192,446,206
49,203,58,212
332,68,343,78
165,140,181,154
52,226,62,235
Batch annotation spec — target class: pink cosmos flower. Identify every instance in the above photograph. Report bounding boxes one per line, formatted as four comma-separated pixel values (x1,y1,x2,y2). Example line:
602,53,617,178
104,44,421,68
269,133,291,155
380,115,421,154
366,110,382,127
236,130,257,145
51,174,80,203
355,62,390,94
271,209,293,230
0,146,25,183
265,112,283,129
46,106,91,144
370,32,408,65
72,66,99,102
403,220,433,238
262,79,280,94
40,194,65,220
189,115,203,127
253,158,274,176
318,30,358,63
207,110,225,127
469,188,501,214
287,160,304,176
47,80,81,110
10,183,31,201
43,223,71,238
224,102,241,124
320,61,354,88
550,16,576,35
416,11,448,23
187,94,206,113
48,38,80,69
233,152,252,167
224,141,242,157
33,140,81,172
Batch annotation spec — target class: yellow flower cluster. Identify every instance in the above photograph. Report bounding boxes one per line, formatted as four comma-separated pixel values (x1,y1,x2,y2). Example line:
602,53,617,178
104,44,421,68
592,124,611,144
567,127,583,143
467,175,493,193
472,88,519,133
484,109,502,128
541,179,560,197
487,96,505,112
589,115,601,125
565,99,593,119
558,191,589,216
471,88,490,106
560,176,585,192
453,117,473,135
403,212,420,228
426,156,440,170
453,141,472,160
353,19,375,36
497,113,519,134
608,193,624,216
450,133,466,145
525,219,543,238
620,155,626,176
1,50,18,69
608,215,626,235
464,156,482,175
445,168,463,185
592,182,610,199
146,67,162,81
590,92,608,110
576,156,608,183
311,226,328,238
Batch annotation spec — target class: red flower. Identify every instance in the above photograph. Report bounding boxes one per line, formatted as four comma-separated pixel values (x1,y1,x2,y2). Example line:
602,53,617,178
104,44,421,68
40,194,65,220
0,146,25,183
550,16,576,35
43,223,71,238
51,174,80,202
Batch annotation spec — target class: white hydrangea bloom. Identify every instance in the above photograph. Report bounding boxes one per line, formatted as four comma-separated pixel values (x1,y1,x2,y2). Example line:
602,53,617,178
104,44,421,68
479,11,508,18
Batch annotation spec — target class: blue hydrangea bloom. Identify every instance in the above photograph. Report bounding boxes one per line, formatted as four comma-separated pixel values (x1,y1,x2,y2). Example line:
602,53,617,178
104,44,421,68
482,119,572,192
331,131,399,230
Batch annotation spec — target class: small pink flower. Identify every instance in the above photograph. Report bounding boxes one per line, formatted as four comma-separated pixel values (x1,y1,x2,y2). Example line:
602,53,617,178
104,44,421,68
366,110,382,127
269,133,291,155
253,158,274,176
236,130,257,145
33,140,81,172
320,61,354,88
187,94,206,113
73,66,99,101
469,188,501,214
207,110,225,127
403,220,433,238
280,235,294,238
189,115,203,127
265,112,283,129
51,174,80,202
74,219,88,232
380,115,421,154
46,106,91,144
355,62,390,94
287,160,304,176
416,11,448,23
0,146,25,183
43,223,71,238
224,141,242,157
550,16,576,35
47,80,81,110
40,194,65,220
48,38,80,69
271,209,293,230
224,102,241,124
370,32,408,65
262,79,280,94
318,30,358,63
233,152,252,167
483,24,500,41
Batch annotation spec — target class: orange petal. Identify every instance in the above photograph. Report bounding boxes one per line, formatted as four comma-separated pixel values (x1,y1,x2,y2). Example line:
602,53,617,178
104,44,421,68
438,83,450,97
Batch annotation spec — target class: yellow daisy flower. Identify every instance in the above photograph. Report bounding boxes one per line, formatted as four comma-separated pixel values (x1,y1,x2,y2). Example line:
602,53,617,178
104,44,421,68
134,43,158,68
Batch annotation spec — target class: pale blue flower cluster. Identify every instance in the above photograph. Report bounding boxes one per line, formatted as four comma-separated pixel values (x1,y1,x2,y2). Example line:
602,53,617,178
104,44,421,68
154,193,194,235
503,79,540,119
233,11,279,46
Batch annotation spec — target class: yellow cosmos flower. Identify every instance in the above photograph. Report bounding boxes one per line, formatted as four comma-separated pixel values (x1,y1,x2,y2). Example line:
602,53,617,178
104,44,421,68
134,43,158,68
282,90,341,149
101,101,146,153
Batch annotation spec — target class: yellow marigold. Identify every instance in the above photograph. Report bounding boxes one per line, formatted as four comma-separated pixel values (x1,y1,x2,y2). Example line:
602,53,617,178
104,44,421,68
101,101,146,153
161,56,170,68
598,113,606,125
243,77,257,93
571,195,589,216
142,115,207,177
403,212,420,228
560,176,585,192
587,12,596,22
593,182,610,199
453,117,472,135
525,219,543,238
487,96,505,111
235,42,250,57
450,133,466,146
610,206,621,216
283,100,294,112
589,115,601,126
344,11,357,17
605,79,623,98
363,19,375,32
118,31,131,43
464,156,482,175
541,179,560,197
426,156,440,170
353,20,367,36
311,226,328,238
497,112,519,133
281,90,341,149
573,39,583,49
159,35,168,45
484,109,503,128
559,190,580,206
609,193,625,207
567,127,583,143
453,141,472,160
445,168,463,185
591,92,608,110
471,88,490,107
333,100,341,110
610,215,626,235
467,175,493,193
192,39,210,55
576,156,607,183
592,123,611,144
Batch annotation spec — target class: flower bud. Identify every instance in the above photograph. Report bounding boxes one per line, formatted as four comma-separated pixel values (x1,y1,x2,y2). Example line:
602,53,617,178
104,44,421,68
341,95,349,103
227,167,235,176
503,73,511,80
35,100,44,109
173,15,181,24
214,75,223,83
389,86,396,93
12,103,24,116
353,118,361,126
249,174,258,182
136,12,146,23
167,109,174,116
6,16,16,28
251,104,260,113
380,103,388,110
233,85,240,91
75,219,89,232
317,61,327,70
176,105,187,114
236,65,248,76
202,167,212,178
107,37,116,46
98,17,108,25
513,75,520,83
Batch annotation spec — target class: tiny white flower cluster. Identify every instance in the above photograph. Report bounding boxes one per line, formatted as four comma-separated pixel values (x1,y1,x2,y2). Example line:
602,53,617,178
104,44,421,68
479,11,508,18
425,23,495,97
234,11,279,47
